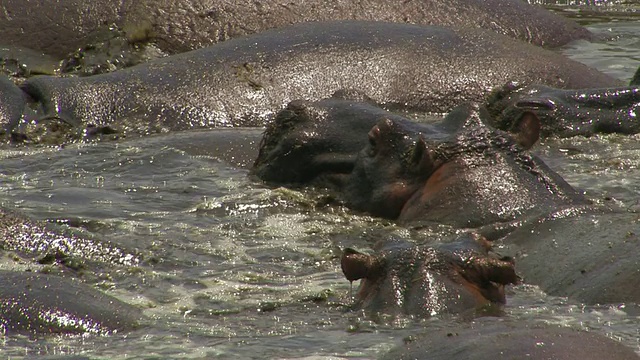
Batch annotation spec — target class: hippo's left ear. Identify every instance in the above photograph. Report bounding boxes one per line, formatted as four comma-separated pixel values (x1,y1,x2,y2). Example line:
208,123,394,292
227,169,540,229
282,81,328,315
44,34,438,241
341,248,379,281
409,135,438,175
511,111,540,149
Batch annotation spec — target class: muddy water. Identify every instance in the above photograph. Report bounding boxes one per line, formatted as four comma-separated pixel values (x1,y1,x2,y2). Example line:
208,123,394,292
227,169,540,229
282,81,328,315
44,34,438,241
1,9,640,360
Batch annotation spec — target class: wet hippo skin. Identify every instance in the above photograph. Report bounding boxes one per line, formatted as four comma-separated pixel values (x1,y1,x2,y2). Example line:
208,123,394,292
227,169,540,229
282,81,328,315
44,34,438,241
341,234,518,318
0,76,26,134
335,103,640,305
497,210,640,304
0,271,143,335
485,78,640,137
0,0,590,58
344,103,587,228
19,21,620,142
381,320,640,359
0,208,142,268
252,92,452,189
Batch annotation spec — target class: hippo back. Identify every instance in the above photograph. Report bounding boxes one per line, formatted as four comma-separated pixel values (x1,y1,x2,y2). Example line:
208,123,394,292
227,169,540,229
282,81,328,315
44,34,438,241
0,271,142,335
20,21,620,139
1,0,589,58
381,321,640,360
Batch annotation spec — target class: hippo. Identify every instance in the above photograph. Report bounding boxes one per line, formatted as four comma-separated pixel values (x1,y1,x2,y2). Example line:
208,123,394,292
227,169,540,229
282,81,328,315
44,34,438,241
0,207,142,268
343,103,588,228
0,270,143,336
381,320,640,360
485,77,640,137
0,75,25,134
252,92,453,188
17,21,620,143
341,233,518,318
495,210,640,305
0,0,589,60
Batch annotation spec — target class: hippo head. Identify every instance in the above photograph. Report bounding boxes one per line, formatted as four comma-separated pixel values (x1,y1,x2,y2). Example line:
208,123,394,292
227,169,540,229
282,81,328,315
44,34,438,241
485,82,640,137
344,103,586,228
252,95,438,189
341,233,518,317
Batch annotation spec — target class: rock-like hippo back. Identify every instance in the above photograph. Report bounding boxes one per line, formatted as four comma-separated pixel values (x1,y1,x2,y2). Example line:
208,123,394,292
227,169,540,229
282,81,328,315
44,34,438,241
0,271,143,335
0,208,142,268
381,321,640,360
499,210,640,304
20,21,621,141
125,0,591,52
1,0,589,58
0,76,26,134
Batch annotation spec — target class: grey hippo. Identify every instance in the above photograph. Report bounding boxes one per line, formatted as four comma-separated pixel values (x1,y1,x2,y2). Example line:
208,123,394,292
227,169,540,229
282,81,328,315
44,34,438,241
342,103,586,228
0,208,145,335
0,208,142,268
381,320,640,359
0,0,589,60
485,68,640,137
10,21,620,143
0,270,143,336
341,233,518,318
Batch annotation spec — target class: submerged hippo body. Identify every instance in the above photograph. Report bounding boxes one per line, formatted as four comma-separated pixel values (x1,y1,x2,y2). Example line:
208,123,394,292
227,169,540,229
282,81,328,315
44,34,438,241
344,103,587,228
0,271,143,335
0,0,589,59
0,208,142,268
341,234,518,317
498,210,640,304
381,321,640,360
20,21,620,142
486,81,640,137
0,76,25,133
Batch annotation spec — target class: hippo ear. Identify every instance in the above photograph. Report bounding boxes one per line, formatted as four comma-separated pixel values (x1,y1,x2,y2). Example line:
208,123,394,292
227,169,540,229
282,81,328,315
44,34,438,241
341,248,377,281
512,111,540,149
409,135,436,174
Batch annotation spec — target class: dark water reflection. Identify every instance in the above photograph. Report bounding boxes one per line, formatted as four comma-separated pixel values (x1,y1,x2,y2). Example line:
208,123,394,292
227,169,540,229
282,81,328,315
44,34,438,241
1,8,640,360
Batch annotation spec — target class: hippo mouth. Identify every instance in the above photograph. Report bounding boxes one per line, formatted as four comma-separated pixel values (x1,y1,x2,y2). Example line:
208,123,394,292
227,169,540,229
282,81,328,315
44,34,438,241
514,98,557,111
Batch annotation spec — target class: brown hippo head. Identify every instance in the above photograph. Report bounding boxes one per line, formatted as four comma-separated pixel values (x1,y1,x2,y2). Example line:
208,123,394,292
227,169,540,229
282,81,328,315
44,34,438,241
344,103,587,228
341,233,518,317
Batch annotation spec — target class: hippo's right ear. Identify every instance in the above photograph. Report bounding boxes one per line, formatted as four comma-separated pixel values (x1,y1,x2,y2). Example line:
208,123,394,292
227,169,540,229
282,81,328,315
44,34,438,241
512,111,540,150
341,248,378,281
409,135,438,175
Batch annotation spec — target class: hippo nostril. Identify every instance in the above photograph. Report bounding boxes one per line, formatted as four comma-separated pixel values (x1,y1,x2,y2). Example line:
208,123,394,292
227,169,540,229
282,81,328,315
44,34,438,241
515,98,556,111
